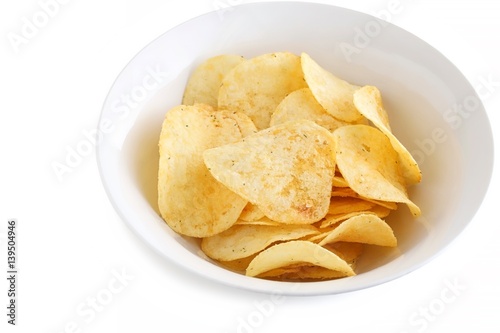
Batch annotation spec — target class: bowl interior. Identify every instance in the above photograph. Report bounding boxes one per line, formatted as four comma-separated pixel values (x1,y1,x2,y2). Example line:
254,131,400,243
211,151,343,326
97,2,493,295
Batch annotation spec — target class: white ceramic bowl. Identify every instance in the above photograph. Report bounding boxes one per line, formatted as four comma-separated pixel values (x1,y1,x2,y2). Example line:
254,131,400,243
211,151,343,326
97,2,493,296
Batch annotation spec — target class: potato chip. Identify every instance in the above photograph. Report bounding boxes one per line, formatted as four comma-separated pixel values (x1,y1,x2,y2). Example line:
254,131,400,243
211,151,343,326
301,52,363,122
307,228,335,243
318,214,397,247
332,175,349,187
246,240,355,278
257,265,303,278
325,242,364,266
270,88,349,131
320,205,392,228
354,86,392,130
269,243,365,280
331,187,398,210
219,254,256,273
203,120,336,224
234,218,282,226
282,243,363,280
238,202,265,222
328,197,375,215
353,86,422,185
201,224,318,261
266,265,349,281
268,243,363,280
182,54,245,107
218,52,307,130
158,104,250,237
224,110,258,137
333,125,421,216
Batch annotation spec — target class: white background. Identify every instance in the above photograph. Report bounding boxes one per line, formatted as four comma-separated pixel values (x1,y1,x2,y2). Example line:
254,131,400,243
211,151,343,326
1,0,499,332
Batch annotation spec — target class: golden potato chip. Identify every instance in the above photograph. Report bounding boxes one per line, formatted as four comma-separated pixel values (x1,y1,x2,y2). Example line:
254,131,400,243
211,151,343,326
224,110,258,137
201,224,318,261
332,175,349,187
307,228,335,243
203,120,336,224
331,187,358,198
325,242,364,266
267,265,349,281
238,202,265,222
246,240,355,278
257,265,303,278
320,205,392,228
331,187,398,210
158,104,250,237
301,52,363,122
333,125,421,216
218,52,307,130
218,254,256,273
318,214,397,247
270,88,349,131
273,243,363,280
182,54,245,107
354,86,392,130
235,217,281,226
353,86,422,185
328,197,375,215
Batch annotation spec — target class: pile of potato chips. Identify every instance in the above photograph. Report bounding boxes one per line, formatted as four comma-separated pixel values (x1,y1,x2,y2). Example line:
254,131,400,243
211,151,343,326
157,52,421,281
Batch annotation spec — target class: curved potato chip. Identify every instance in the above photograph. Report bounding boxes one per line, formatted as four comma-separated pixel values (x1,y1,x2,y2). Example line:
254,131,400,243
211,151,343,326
333,125,421,216
224,110,258,137
307,229,335,243
325,242,364,266
270,88,349,131
301,52,363,122
353,86,422,185
257,265,303,279
234,218,282,226
318,214,397,247
328,197,375,215
332,175,349,187
203,120,336,224
354,86,392,131
238,202,266,222
158,105,250,237
218,52,307,130
201,224,318,261
330,187,398,210
265,265,350,281
320,205,392,228
218,254,257,273
182,54,245,107
246,240,355,277
269,243,363,280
